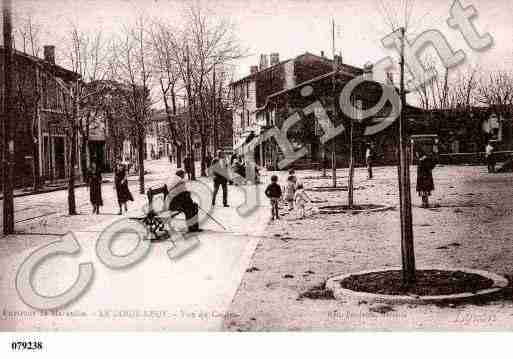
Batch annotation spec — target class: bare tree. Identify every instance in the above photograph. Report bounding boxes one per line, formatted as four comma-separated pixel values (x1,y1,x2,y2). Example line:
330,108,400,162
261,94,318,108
149,20,184,166
477,70,513,117
13,13,41,57
186,4,246,176
64,26,111,176
111,16,154,194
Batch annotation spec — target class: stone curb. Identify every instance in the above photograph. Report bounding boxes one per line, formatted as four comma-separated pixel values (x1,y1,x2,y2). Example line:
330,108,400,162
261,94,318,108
326,267,509,305
318,204,395,214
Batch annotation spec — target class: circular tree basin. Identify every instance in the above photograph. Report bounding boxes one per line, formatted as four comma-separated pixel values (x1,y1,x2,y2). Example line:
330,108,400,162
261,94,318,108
318,204,392,214
326,267,508,304
310,186,366,192
302,175,345,180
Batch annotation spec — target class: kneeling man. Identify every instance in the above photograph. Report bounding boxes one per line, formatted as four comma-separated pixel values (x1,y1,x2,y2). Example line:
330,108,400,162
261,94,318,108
168,169,202,233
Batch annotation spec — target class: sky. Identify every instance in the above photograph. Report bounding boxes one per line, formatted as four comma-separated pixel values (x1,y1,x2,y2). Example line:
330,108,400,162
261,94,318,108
6,0,513,103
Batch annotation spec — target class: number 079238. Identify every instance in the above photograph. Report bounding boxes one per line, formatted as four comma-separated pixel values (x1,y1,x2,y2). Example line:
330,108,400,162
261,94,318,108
11,341,43,351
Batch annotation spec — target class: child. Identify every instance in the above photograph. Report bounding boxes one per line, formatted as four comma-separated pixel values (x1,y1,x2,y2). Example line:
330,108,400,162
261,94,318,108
294,183,311,219
288,169,297,184
265,175,282,220
284,175,296,210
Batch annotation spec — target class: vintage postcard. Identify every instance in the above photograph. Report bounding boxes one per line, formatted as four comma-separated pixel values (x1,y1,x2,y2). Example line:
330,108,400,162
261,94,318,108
1,0,513,353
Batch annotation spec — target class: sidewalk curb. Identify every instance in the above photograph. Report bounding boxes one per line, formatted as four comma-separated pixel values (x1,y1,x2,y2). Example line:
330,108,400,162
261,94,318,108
0,179,112,201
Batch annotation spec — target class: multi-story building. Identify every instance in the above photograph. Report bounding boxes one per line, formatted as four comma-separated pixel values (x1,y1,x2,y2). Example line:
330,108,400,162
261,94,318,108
230,52,362,152
0,45,81,187
230,51,430,169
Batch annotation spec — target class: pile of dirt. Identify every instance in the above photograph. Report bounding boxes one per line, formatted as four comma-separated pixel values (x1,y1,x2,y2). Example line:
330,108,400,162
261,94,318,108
339,270,495,296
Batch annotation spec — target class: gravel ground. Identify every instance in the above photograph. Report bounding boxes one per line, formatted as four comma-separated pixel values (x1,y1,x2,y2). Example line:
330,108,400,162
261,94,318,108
223,164,513,331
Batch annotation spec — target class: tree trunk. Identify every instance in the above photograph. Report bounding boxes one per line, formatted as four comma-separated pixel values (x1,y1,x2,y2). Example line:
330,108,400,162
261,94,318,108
67,123,77,215
347,120,355,208
176,145,182,168
200,133,207,177
138,129,145,194
80,139,88,177
32,138,40,191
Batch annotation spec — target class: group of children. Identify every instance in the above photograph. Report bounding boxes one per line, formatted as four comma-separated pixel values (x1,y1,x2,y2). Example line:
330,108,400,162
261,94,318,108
264,169,312,221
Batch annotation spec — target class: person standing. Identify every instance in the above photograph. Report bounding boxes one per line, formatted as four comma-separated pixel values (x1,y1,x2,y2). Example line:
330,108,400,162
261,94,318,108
366,143,374,179
114,163,134,215
88,162,103,215
265,175,282,220
285,175,296,211
211,150,229,207
294,183,312,219
416,150,436,208
485,141,495,173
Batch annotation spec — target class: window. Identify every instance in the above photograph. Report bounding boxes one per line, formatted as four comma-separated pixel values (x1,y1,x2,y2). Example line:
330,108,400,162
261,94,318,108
246,110,250,127
246,82,249,99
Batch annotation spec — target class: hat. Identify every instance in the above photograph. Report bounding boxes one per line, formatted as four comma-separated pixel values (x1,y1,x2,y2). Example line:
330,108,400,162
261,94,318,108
175,169,185,177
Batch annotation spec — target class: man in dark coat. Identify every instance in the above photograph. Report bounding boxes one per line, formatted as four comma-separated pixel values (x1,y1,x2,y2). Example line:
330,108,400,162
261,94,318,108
168,169,202,232
211,150,229,207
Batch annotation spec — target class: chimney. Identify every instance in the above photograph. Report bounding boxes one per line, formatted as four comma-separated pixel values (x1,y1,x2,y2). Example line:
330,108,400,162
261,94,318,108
259,54,268,70
44,45,55,64
250,65,259,74
321,51,325,58
270,52,280,66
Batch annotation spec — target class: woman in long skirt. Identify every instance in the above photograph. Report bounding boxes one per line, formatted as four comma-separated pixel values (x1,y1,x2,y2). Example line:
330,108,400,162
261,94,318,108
114,163,134,215
416,150,436,208
89,162,103,214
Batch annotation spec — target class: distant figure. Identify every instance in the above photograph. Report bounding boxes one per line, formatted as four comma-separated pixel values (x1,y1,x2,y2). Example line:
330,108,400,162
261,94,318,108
205,152,213,171
322,153,329,175
294,183,312,219
184,155,192,180
285,175,296,211
485,141,495,173
230,153,238,166
416,150,436,208
114,163,134,215
288,169,297,184
366,143,374,179
211,150,229,207
265,175,282,221
231,157,244,185
88,162,103,215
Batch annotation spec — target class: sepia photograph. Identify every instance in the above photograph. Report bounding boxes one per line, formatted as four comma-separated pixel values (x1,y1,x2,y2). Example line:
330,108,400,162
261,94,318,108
1,0,513,353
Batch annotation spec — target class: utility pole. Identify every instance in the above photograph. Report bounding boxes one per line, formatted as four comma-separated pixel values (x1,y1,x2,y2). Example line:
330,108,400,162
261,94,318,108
2,0,15,234
398,27,416,285
331,19,337,187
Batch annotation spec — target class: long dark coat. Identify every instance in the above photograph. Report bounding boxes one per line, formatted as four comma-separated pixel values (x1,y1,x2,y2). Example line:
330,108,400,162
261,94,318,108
115,169,134,204
89,170,103,206
416,155,436,194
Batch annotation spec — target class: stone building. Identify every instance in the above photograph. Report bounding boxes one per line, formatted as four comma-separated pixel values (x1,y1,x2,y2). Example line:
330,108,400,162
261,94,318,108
0,45,80,187
230,52,362,152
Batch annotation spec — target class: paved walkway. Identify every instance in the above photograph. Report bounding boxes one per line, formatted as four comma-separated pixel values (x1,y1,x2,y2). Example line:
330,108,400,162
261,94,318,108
0,159,271,331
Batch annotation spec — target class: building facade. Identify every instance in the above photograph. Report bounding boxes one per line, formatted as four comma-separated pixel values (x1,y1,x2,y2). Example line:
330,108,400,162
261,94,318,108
230,52,363,152
0,45,80,187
